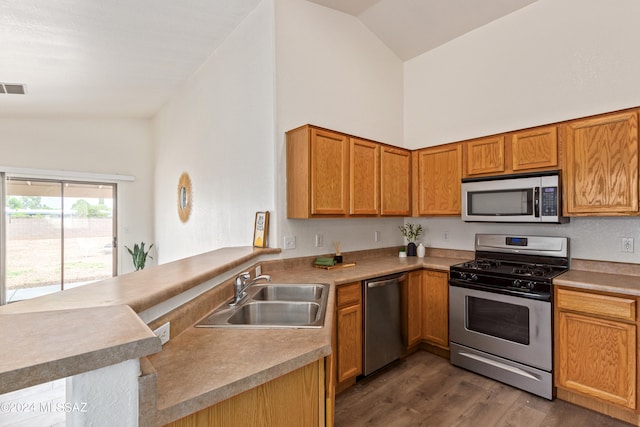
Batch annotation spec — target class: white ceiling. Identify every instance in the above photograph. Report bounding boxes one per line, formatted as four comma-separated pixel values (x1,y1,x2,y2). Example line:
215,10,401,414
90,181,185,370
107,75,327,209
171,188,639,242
308,0,538,60
0,0,537,119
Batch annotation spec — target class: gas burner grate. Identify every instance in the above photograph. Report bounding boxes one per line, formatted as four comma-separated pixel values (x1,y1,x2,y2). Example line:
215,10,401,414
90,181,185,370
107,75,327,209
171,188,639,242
512,265,554,277
463,259,501,270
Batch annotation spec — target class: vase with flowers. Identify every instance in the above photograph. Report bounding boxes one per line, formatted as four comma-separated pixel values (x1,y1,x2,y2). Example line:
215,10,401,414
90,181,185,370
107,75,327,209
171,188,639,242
398,223,423,256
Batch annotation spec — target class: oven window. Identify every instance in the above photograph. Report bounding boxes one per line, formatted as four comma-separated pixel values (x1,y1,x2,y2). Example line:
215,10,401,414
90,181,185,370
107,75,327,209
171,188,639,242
466,296,530,345
468,189,533,216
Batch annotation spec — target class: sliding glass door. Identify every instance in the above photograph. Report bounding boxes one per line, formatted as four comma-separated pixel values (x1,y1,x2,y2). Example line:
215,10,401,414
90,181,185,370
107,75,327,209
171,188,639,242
3,178,116,303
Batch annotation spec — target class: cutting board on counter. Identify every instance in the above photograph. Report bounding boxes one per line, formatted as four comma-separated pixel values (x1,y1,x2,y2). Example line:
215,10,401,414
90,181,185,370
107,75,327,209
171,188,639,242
314,262,356,270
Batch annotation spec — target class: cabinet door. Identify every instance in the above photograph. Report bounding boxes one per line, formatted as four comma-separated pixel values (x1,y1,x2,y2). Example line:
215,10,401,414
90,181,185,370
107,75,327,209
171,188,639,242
512,125,558,171
564,112,639,215
380,146,412,216
556,311,636,409
405,270,423,347
465,136,505,176
337,304,362,382
350,138,379,215
414,144,462,216
311,128,349,215
422,270,449,349
336,282,362,383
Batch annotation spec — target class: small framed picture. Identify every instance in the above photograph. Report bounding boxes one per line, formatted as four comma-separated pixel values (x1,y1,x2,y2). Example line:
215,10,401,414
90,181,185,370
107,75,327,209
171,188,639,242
253,211,269,248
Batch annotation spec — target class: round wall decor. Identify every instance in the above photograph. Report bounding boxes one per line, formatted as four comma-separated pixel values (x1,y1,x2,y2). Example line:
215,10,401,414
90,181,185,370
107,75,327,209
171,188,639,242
177,172,192,222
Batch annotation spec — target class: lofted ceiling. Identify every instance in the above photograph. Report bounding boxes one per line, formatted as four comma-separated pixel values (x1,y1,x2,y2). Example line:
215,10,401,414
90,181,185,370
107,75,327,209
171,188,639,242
0,0,537,119
307,0,537,61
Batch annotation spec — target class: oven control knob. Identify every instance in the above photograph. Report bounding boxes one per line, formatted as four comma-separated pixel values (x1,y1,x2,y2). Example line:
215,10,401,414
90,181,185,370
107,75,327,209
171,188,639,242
460,273,468,280
526,281,535,290
513,279,522,288
470,274,478,281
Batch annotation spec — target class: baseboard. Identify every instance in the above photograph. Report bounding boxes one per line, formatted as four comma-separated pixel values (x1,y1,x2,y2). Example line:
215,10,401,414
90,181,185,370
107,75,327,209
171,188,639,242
420,342,450,359
556,387,640,426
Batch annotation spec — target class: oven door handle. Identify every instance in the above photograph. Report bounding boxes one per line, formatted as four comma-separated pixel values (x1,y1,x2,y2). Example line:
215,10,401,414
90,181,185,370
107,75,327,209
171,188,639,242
534,186,540,218
457,352,542,382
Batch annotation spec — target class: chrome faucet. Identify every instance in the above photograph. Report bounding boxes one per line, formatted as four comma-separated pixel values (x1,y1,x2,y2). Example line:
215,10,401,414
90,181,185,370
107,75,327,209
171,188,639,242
230,272,271,306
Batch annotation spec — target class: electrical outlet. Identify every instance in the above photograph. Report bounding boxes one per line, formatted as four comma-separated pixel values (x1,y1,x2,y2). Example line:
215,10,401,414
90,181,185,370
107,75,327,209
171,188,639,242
315,233,324,248
284,236,296,250
375,231,381,242
154,322,170,345
443,231,449,241
255,265,262,276
622,237,634,253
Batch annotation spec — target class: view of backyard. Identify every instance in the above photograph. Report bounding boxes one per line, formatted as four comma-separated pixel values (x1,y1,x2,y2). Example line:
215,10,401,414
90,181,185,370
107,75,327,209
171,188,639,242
6,217,113,289
4,182,115,302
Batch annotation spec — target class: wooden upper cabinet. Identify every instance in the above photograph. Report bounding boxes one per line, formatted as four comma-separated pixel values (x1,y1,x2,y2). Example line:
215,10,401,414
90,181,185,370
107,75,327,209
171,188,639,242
286,125,349,218
413,144,462,216
465,136,505,176
350,138,379,215
311,128,350,215
380,146,411,216
464,126,559,177
564,111,639,215
512,125,558,171
287,124,410,218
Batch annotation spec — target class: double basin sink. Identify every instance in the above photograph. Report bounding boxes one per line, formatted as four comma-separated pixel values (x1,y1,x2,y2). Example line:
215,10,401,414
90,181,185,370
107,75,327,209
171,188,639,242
196,283,330,329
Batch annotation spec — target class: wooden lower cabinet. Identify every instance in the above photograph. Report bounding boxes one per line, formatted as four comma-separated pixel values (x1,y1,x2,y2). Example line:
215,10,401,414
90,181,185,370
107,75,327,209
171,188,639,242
402,269,449,353
166,360,324,427
421,270,449,350
403,271,423,347
335,282,363,385
555,287,640,424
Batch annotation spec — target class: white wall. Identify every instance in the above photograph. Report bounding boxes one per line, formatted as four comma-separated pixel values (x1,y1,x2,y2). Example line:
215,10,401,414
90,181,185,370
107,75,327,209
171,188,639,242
0,117,154,273
405,0,640,148
273,0,406,257
152,1,275,263
404,0,640,263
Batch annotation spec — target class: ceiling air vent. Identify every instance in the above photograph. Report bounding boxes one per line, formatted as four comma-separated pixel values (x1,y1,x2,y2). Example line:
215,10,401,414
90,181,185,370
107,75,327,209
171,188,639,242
0,83,27,95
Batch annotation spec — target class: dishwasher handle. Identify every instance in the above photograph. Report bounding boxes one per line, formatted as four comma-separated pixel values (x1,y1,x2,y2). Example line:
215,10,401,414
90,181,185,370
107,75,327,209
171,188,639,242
366,274,407,288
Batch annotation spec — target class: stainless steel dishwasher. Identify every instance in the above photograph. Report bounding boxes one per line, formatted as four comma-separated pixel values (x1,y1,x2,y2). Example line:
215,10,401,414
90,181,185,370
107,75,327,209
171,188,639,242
363,273,406,376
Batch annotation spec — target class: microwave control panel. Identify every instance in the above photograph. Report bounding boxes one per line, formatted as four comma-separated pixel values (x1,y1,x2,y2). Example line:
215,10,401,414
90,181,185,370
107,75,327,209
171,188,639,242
541,187,558,216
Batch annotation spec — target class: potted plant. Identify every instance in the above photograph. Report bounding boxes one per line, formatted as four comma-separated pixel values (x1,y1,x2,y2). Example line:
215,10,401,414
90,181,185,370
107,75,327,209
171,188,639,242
398,223,423,256
125,242,154,271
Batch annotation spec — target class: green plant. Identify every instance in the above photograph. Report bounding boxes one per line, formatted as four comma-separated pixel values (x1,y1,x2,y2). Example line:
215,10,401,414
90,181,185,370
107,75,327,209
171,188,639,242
125,242,154,271
398,223,423,243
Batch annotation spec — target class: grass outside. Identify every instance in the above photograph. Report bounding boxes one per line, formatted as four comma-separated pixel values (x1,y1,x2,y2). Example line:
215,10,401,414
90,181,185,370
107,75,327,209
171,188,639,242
6,237,113,290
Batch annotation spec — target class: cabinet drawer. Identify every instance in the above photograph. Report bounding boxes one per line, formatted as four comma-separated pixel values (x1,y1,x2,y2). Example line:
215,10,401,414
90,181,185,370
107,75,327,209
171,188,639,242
337,282,361,307
557,288,636,322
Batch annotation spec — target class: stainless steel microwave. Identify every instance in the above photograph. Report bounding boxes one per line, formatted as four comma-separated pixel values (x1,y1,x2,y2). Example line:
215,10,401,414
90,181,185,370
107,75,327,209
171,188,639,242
461,171,568,223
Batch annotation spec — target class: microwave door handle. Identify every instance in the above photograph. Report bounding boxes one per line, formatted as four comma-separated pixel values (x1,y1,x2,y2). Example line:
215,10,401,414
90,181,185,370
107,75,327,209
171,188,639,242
534,187,540,218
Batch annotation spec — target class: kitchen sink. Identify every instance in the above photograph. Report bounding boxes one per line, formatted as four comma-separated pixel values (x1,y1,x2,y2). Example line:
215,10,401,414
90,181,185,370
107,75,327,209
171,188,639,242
227,301,321,326
196,283,329,329
252,284,325,301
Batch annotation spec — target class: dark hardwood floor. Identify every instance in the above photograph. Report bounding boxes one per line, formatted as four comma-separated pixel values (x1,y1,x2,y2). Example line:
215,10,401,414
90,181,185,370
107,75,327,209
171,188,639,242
335,351,632,427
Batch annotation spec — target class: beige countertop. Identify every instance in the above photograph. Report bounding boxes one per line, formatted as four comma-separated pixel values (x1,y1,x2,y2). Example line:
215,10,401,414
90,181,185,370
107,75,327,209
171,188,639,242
149,253,463,424
4,243,640,425
0,247,278,399
0,247,280,316
555,270,640,296
0,305,161,395
554,258,640,297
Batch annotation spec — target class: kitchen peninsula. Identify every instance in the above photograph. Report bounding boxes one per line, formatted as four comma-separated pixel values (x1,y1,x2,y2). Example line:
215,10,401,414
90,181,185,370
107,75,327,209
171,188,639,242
4,245,640,426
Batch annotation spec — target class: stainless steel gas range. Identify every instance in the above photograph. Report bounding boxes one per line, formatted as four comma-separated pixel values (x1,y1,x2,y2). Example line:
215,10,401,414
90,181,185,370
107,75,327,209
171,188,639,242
449,234,569,400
